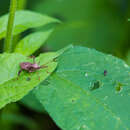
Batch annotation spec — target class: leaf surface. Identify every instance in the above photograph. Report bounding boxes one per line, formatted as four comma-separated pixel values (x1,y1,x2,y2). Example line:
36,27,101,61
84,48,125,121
21,90,44,112
0,53,27,85
34,46,130,130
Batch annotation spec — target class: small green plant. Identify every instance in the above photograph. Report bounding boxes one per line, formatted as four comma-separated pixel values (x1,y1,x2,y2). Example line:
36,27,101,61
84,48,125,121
0,0,130,130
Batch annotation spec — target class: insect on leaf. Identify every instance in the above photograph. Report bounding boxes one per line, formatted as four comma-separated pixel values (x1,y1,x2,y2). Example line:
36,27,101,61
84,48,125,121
20,45,73,112
0,45,72,109
0,52,58,109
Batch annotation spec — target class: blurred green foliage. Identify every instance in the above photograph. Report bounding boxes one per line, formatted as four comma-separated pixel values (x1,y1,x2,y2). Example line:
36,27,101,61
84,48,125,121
0,0,130,56
32,0,130,57
0,0,129,129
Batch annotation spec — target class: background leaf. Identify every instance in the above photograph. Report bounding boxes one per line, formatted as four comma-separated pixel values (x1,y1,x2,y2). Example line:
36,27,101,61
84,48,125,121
0,103,39,130
34,46,130,130
14,30,53,56
33,0,128,57
0,10,59,40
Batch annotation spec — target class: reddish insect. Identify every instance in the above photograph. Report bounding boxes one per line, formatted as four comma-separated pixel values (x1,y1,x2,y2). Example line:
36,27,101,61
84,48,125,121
18,56,47,76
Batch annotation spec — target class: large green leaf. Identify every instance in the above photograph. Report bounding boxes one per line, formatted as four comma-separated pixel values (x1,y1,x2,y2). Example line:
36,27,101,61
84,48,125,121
14,30,53,56
34,46,130,130
0,10,59,39
0,52,58,109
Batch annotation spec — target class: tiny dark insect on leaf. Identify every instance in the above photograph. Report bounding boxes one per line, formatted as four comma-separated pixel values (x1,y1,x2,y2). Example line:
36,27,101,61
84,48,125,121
104,70,107,76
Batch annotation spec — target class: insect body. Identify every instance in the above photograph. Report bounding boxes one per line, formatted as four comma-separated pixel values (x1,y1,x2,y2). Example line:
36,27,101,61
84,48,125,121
20,62,41,72
18,56,47,76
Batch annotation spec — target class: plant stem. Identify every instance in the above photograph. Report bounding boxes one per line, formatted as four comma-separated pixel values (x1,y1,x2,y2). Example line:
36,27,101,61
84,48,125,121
4,0,17,52
12,0,27,51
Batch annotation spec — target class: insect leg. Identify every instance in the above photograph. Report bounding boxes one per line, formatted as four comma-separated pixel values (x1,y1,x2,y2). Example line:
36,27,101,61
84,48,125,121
29,55,36,63
32,56,36,63
36,71,40,80
41,65,48,68
18,69,22,76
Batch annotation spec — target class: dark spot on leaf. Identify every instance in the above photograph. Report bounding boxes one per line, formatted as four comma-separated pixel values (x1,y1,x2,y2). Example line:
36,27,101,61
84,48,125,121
26,77,31,81
72,99,75,103
42,80,50,86
90,81,100,91
53,57,58,62
115,82,122,92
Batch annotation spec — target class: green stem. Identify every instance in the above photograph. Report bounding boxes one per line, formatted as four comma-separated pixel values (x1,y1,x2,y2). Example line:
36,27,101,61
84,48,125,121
4,0,17,52
12,0,27,51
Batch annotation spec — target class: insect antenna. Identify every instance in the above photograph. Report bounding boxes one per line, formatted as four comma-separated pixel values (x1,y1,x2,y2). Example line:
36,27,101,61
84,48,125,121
40,58,57,72
32,56,36,63
29,55,36,63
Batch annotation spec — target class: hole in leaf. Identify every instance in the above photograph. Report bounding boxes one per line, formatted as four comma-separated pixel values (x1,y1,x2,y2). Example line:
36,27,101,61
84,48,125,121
90,81,100,91
53,57,58,62
115,82,123,92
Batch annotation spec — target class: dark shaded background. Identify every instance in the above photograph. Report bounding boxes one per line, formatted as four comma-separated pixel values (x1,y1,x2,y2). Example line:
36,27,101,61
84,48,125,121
0,0,129,130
